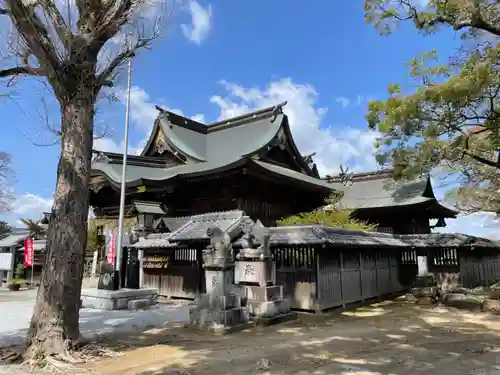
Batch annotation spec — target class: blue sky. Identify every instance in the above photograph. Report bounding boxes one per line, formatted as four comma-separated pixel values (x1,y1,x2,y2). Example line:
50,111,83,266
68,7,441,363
1,0,498,236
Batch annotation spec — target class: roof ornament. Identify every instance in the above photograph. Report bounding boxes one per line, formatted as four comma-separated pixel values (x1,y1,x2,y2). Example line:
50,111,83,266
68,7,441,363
303,152,316,167
157,141,165,155
92,152,111,164
270,101,287,123
339,164,354,186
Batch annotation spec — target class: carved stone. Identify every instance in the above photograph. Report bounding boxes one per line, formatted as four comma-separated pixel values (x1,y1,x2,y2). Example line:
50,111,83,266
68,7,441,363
188,226,249,332
235,223,274,286
234,222,295,323
203,226,233,269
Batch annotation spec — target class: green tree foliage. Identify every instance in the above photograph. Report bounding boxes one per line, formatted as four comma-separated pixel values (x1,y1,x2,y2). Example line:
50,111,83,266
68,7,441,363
277,193,376,230
364,0,500,212
20,218,46,238
0,221,11,238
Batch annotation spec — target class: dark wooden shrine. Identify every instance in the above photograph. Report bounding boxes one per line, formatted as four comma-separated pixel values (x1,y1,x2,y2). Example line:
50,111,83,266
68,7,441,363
89,102,457,234
89,102,332,226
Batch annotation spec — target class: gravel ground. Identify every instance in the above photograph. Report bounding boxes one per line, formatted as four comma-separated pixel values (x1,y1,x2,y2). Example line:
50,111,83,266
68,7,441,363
4,294,500,374
84,298,500,375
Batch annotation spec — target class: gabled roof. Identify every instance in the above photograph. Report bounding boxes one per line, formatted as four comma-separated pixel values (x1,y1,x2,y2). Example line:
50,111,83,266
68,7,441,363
141,102,288,162
169,210,247,242
91,103,333,192
326,169,458,217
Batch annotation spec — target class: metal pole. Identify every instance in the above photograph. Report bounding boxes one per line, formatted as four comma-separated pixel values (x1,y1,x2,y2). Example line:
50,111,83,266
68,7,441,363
115,34,133,288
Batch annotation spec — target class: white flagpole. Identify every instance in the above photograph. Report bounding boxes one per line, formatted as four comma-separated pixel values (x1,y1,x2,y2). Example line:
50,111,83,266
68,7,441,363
115,34,133,288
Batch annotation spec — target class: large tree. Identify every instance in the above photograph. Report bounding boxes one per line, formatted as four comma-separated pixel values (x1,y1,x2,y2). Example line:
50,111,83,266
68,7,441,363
0,151,13,214
364,0,499,213
0,0,165,360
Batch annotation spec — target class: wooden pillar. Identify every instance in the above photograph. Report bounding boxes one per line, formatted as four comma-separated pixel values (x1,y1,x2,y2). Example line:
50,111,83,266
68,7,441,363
315,247,321,313
138,249,144,288
7,245,16,280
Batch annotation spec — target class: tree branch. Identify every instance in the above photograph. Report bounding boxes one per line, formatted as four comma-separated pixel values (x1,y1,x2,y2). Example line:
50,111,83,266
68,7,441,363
0,65,44,78
423,15,500,37
461,127,500,168
41,0,72,47
4,0,61,77
95,35,155,90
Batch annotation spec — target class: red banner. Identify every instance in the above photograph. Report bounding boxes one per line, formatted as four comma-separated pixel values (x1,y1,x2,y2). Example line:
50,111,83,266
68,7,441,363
24,238,34,267
107,232,115,265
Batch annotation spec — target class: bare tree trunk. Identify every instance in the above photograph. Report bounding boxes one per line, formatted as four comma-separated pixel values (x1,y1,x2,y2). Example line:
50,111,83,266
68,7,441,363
24,93,94,359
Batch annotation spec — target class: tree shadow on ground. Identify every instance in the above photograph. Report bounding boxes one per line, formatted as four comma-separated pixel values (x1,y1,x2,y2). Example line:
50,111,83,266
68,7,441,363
81,297,500,375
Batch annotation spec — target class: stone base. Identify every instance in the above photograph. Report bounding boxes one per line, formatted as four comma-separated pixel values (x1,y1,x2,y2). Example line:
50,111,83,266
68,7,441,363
196,293,243,310
189,292,250,330
414,275,437,288
241,284,292,320
81,288,157,310
411,286,439,298
247,299,290,318
242,285,283,302
253,311,298,327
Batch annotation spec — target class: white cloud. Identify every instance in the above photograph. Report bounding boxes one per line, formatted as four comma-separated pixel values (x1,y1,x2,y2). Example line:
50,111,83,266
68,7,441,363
7,193,53,227
210,78,381,176
434,212,500,239
181,0,212,45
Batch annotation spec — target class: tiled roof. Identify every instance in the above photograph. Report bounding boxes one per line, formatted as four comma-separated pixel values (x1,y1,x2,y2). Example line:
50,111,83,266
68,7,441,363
129,233,176,249
0,232,29,248
91,103,331,192
169,210,246,242
325,170,457,217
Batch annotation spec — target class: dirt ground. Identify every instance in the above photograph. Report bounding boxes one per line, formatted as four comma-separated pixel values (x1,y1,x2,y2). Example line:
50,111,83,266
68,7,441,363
76,296,500,375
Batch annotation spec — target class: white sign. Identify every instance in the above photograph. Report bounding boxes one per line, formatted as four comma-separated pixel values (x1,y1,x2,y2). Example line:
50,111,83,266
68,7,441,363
0,253,12,271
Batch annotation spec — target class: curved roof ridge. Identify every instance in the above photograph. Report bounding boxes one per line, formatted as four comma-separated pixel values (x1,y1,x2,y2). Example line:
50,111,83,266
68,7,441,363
207,101,287,131
158,114,207,162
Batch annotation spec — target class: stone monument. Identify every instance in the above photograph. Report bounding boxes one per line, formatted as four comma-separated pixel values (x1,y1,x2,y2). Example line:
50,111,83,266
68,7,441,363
188,226,250,332
410,253,438,304
234,221,295,323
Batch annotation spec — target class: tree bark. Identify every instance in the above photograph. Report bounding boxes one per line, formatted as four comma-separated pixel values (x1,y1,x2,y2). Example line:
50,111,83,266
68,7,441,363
24,93,94,359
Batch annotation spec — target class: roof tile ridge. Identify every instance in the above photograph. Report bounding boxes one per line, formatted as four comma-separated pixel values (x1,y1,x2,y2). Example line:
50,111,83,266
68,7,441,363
207,101,287,132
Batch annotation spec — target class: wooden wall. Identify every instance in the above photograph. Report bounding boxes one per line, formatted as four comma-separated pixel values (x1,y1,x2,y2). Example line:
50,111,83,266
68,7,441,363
141,244,413,312
142,246,204,299
459,248,500,288
316,248,404,311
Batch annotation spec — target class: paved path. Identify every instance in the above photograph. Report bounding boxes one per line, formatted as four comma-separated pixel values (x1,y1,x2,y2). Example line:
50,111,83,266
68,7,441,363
0,290,190,348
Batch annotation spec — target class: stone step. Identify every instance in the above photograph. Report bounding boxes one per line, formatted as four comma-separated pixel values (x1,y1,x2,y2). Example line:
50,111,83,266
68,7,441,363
128,298,153,310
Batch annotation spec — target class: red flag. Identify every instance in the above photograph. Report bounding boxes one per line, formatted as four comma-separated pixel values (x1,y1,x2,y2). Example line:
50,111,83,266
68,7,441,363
107,232,115,265
24,238,34,267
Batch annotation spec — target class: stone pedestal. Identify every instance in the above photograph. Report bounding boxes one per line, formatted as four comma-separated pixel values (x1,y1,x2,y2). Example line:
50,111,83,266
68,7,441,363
234,242,295,324
411,274,439,304
81,288,157,310
189,264,250,332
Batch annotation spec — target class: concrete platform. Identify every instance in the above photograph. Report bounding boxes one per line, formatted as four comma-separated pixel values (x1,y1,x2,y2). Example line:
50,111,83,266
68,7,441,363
81,288,157,310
